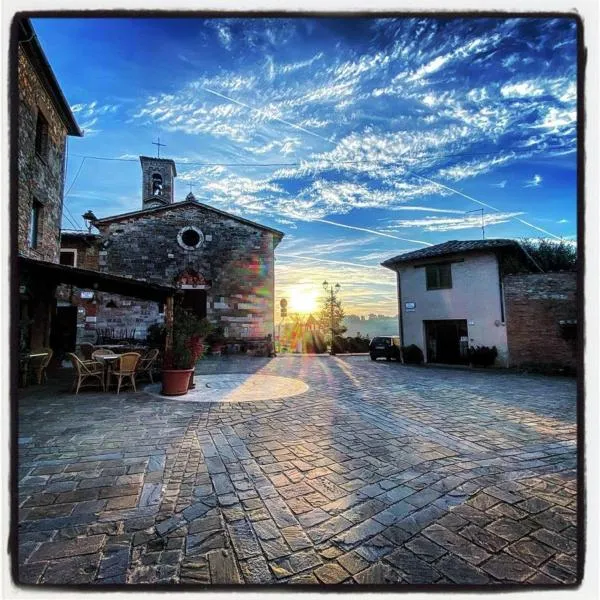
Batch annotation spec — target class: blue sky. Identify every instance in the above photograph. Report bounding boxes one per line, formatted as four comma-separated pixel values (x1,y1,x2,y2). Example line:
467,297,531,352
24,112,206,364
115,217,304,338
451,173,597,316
32,16,578,315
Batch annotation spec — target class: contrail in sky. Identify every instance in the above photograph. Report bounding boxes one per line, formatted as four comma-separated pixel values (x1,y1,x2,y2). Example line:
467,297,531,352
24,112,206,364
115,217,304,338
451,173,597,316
203,87,334,144
410,172,563,240
315,219,433,246
278,253,395,272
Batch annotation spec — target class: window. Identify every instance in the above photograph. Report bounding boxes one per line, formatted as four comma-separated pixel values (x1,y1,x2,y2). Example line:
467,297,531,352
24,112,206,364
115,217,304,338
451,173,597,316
60,249,77,266
177,225,204,251
426,263,452,290
34,110,49,158
29,199,42,248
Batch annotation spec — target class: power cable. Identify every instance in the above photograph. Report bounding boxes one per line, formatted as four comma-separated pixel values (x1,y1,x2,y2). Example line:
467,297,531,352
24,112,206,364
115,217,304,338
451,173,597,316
68,145,574,168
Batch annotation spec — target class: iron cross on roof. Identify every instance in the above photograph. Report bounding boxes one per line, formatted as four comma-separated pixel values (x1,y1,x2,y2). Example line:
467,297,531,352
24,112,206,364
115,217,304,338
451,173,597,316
152,137,167,158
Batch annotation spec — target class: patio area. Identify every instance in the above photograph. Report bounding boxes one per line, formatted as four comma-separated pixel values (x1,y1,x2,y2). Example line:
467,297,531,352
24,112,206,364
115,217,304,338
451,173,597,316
15,355,579,585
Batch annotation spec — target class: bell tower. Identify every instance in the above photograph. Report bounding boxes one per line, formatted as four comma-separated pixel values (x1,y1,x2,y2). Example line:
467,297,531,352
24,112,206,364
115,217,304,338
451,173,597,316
140,156,177,210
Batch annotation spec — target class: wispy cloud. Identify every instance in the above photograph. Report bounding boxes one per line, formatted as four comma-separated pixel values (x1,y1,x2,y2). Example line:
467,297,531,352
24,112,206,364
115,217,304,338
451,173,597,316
71,101,120,135
491,180,507,188
525,174,543,187
385,212,525,232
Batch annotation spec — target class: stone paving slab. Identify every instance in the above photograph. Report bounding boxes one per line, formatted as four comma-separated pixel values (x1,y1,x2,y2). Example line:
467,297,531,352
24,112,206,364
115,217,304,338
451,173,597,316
16,356,578,586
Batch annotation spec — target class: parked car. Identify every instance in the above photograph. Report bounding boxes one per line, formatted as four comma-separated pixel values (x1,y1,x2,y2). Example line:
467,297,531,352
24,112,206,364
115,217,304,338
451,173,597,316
369,336,401,361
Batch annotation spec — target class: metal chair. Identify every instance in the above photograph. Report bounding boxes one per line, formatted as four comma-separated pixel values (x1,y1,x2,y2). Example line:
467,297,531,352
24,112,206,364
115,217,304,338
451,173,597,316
109,352,141,394
67,352,105,394
136,348,159,383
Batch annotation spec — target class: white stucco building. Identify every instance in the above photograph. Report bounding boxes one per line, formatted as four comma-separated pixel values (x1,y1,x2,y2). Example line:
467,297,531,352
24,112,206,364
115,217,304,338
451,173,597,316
382,240,523,367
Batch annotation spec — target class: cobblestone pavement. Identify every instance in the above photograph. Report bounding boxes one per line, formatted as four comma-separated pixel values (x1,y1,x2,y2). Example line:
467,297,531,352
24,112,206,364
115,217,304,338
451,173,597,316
16,356,579,586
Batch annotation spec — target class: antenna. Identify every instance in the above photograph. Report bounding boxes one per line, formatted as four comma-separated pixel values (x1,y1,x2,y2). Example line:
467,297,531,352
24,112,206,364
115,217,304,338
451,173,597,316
465,208,485,240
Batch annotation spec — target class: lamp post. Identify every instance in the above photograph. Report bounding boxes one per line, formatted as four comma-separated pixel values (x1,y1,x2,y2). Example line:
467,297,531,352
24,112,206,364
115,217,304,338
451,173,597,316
82,210,98,233
323,281,340,355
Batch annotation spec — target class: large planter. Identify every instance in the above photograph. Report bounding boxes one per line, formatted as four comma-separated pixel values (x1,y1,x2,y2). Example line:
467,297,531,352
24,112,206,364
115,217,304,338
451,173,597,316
161,368,194,396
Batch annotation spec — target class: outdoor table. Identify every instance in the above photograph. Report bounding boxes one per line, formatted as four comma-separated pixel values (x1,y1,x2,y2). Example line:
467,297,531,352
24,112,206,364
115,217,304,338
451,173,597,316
93,344,128,350
93,353,121,389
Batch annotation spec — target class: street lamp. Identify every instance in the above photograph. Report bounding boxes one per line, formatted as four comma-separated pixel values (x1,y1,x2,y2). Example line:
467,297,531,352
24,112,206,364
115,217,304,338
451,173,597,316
82,210,98,233
323,280,341,355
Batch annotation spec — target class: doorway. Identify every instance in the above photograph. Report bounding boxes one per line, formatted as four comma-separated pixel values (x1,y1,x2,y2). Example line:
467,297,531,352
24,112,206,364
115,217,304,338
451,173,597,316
50,306,78,362
180,289,207,319
424,319,468,364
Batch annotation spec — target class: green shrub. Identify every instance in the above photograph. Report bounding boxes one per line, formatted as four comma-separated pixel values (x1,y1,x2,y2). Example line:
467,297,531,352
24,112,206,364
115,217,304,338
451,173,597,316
146,323,166,348
402,344,424,364
467,345,498,367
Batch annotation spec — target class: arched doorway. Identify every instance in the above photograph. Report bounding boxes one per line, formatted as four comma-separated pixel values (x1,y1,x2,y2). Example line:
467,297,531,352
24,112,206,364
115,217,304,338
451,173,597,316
175,269,211,319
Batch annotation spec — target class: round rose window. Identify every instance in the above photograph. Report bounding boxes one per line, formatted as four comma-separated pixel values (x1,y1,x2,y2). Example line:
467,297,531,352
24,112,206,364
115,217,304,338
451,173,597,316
177,226,204,250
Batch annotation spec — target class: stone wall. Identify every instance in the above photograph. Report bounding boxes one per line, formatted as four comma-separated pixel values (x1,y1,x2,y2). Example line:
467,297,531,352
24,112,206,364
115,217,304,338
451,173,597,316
504,272,577,370
17,46,68,263
63,203,278,342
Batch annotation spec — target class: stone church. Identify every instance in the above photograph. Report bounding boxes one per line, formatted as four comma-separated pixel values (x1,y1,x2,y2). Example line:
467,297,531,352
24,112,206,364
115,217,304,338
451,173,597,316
59,155,283,347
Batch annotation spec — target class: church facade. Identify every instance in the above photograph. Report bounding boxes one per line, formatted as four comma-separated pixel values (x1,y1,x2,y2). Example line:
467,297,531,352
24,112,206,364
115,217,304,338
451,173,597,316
59,156,283,346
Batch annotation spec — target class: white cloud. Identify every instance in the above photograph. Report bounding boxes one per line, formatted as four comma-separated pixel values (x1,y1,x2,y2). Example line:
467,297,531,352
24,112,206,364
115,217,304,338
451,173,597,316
525,174,543,187
491,180,507,188
386,211,525,232
500,80,545,98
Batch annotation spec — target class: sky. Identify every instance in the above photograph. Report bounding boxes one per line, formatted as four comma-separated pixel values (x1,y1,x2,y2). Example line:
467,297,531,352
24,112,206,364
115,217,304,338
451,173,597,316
32,16,578,316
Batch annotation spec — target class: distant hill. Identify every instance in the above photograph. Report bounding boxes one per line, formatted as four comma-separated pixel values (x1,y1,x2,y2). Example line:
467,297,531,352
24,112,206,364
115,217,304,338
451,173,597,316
343,315,398,338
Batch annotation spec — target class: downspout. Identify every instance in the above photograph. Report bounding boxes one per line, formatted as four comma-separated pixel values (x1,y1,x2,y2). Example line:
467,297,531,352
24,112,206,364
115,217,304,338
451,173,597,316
396,268,405,363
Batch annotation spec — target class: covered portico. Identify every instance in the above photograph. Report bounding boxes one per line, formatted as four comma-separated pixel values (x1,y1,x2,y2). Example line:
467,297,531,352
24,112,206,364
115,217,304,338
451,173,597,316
17,255,178,357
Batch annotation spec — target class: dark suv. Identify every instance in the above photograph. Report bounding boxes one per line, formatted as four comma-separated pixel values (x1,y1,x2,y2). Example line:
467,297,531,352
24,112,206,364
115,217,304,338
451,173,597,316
369,336,401,361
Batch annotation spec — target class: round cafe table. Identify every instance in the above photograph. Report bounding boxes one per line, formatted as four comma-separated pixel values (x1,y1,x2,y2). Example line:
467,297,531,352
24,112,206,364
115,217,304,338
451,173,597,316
93,353,121,390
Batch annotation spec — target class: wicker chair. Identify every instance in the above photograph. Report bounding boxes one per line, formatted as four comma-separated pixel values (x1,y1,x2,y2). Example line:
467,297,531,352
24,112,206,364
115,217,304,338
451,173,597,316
30,348,53,384
110,352,141,394
136,348,159,383
67,352,105,394
79,342,95,360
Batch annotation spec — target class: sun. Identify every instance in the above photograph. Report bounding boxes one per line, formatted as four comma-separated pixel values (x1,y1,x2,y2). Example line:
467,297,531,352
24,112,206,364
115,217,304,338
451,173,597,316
288,287,318,315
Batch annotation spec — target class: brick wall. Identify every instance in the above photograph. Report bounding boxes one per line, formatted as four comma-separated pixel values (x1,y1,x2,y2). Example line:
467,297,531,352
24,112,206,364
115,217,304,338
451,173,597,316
17,47,68,262
504,272,577,369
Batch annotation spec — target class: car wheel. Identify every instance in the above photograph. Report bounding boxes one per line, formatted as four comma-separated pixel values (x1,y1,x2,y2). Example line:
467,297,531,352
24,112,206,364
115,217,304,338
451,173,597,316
370,354,377,361
386,355,391,362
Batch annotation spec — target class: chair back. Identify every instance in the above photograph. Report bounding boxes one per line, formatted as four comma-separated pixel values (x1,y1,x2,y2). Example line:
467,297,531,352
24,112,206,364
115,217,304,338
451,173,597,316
144,348,159,362
117,352,141,373
67,352,84,374
40,347,54,368
79,343,94,360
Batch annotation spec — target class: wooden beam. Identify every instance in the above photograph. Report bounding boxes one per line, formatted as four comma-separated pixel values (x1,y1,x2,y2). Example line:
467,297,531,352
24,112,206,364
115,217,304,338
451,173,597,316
164,295,174,353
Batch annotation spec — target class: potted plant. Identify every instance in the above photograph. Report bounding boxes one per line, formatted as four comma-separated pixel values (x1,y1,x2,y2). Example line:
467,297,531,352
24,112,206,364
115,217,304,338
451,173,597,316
161,305,212,396
206,326,226,355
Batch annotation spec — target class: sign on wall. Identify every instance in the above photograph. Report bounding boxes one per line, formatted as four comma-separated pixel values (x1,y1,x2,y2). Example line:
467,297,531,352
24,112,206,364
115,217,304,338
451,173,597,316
405,302,416,311
80,291,94,299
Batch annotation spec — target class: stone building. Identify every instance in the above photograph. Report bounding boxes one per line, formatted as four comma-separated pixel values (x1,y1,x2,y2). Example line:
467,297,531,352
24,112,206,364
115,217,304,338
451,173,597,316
60,155,284,345
16,18,82,350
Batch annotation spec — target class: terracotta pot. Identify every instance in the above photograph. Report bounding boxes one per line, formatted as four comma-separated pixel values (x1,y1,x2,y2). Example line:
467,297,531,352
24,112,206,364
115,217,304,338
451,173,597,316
161,369,194,396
